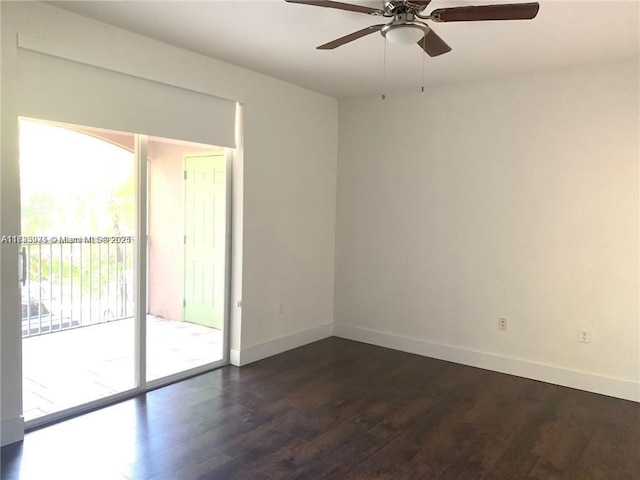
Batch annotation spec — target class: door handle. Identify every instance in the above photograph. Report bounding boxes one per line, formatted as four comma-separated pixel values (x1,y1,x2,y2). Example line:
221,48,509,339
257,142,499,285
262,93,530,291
18,247,27,286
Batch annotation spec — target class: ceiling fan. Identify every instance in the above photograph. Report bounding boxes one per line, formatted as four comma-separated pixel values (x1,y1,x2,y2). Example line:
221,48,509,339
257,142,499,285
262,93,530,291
284,0,540,57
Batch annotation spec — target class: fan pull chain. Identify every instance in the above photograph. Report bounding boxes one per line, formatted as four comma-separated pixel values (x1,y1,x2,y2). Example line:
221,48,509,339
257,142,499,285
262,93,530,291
382,37,387,100
421,35,426,93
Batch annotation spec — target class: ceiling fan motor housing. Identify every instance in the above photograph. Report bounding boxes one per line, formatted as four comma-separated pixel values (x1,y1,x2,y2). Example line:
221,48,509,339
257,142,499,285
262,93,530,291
384,1,429,16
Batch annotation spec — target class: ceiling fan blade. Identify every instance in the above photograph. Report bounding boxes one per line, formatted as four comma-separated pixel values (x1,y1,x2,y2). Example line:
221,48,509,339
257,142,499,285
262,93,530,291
317,24,385,50
431,2,540,22
418,28,451,57
408,1,433,6
284,0,383,15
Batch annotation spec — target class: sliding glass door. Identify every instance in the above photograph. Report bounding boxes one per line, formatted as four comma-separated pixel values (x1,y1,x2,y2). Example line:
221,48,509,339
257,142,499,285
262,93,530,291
19,119,136,422
20,119,230,425
146,137,228,382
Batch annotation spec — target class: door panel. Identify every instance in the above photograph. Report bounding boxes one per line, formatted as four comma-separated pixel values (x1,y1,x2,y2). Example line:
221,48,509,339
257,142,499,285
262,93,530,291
184,154,226,329
19,118,136,423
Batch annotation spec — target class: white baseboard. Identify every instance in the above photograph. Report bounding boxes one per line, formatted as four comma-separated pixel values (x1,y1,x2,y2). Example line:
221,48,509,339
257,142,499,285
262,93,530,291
230,348,241,367
1,416,25,447
334,323,640,403
234,323,334,366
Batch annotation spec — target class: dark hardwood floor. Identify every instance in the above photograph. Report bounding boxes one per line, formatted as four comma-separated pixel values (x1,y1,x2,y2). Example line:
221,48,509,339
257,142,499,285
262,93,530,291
2,337,639,479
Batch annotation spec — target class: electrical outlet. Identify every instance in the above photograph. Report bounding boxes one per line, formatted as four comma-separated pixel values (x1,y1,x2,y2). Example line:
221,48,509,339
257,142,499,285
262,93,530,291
579,328,591,344
498,317,507,331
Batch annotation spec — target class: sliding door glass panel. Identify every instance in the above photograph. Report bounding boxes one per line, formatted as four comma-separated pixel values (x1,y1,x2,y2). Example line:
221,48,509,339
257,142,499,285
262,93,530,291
19,118,136,421
146,137,226,381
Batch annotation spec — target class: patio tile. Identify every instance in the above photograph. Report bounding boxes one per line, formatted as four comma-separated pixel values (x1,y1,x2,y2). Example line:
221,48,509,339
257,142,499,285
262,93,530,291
23,316,223,422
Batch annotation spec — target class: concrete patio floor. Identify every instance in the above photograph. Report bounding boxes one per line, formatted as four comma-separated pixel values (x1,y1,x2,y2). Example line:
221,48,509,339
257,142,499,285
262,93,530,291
22,316,223,421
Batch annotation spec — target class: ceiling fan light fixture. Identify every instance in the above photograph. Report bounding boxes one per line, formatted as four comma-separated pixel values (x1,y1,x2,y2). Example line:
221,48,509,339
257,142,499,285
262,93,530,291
382,24,426,46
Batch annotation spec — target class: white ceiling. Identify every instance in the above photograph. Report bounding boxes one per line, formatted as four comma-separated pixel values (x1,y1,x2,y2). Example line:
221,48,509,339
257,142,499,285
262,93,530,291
51,0,639,98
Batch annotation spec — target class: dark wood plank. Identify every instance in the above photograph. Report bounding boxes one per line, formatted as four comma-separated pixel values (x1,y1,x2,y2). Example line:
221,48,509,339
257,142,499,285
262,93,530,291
2,337,638,480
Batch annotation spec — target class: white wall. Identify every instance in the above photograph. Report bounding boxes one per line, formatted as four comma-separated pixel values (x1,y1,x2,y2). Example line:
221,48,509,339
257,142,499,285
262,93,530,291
335,61,639,401
0,0,24,448
1,1,337,445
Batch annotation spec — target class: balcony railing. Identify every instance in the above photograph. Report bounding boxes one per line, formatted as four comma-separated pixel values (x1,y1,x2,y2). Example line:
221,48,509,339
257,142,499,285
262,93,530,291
21,238,134,338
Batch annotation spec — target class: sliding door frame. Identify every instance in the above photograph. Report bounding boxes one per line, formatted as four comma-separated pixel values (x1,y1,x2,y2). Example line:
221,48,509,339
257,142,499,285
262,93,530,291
135,134,148,391
24,131,232,431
